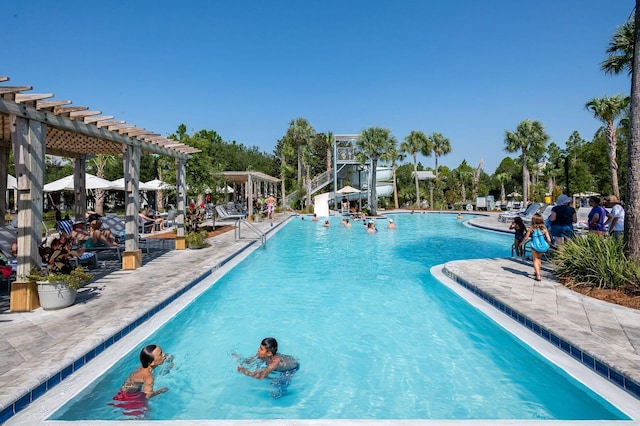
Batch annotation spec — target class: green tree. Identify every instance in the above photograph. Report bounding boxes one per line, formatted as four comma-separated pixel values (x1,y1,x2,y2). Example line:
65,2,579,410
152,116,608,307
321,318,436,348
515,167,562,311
585,94,630,199
356,127,396,215
90,154,119,215
428,132,451,178
284,118,315,186
602,18,634,76
504,120,549,204
381,144,405,209
626,3,640,260
400,130,430,206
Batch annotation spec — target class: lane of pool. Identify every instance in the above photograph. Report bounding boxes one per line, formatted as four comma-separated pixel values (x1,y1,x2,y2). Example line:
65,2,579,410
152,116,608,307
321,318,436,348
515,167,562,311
4,212,640,424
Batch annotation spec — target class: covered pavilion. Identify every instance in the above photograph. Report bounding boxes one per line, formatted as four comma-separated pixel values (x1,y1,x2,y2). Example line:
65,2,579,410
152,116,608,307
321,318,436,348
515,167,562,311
221,171,280,217
0,75,200,311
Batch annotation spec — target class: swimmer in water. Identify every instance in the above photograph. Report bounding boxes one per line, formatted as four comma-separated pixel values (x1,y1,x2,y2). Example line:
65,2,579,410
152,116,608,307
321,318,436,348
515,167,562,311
110,344,169,417
235,337,299,399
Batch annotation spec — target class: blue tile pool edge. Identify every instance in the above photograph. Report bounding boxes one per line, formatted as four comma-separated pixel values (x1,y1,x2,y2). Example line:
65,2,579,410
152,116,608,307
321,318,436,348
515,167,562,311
0,220,289,424
442,265,640,402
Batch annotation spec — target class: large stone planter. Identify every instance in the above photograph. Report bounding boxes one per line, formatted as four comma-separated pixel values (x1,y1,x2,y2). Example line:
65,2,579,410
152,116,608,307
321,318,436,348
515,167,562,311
36,281,77,310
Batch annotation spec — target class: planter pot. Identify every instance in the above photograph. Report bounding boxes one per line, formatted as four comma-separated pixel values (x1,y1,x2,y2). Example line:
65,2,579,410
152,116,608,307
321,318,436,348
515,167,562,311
36,281,77,310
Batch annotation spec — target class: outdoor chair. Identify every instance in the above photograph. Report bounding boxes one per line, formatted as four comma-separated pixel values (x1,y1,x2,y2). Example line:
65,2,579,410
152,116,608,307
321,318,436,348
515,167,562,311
215,205,246,222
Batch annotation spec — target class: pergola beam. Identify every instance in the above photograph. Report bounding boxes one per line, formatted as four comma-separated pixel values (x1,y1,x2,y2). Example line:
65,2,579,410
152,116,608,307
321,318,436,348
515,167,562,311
15,93,54,103
0,97,192,159
36,100,71,110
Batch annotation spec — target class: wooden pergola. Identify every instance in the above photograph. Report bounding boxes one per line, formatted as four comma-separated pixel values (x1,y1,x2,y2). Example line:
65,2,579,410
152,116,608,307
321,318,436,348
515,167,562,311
0,75,200,311
221,171,280,217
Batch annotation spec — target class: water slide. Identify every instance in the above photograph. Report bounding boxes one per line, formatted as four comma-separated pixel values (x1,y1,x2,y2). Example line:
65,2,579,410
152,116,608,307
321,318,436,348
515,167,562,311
314,192,330,217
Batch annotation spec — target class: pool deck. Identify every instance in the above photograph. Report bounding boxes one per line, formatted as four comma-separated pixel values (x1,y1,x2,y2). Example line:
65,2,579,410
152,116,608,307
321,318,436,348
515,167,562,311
1,210,640,424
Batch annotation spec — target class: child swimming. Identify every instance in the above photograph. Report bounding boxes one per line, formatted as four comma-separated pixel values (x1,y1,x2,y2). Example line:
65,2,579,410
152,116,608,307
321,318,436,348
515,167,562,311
235,337,299,399
109,344,169,417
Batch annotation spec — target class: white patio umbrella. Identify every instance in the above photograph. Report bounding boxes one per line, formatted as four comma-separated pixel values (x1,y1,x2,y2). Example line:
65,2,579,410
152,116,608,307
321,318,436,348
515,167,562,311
336,185,361,194
6,174,17,189
43,173,115,192
110,178,156,191
144,179,174,190
217,185,235,193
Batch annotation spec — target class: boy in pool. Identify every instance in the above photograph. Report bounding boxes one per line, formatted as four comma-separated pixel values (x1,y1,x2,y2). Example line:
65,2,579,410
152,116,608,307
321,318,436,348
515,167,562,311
235,337,299,399
110,344,169,417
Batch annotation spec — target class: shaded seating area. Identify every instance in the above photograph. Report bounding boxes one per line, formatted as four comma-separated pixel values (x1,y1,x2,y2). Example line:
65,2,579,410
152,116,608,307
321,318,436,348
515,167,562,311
0,74,201,311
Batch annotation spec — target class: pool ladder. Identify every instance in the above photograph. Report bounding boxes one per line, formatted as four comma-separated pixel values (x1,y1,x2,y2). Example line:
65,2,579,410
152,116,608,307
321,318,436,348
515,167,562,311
234,219,266,247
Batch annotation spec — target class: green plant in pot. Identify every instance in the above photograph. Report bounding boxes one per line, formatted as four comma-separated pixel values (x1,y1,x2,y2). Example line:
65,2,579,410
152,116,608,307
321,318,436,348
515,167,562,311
27,245,93,310
186,230,210,249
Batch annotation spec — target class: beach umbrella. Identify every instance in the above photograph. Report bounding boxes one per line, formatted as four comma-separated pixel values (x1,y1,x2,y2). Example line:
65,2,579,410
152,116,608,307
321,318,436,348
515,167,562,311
507,191,521,198
6,174,17,190
336,185,361,194
110,178,156,191
144,179,174,190
43,173,115,192
217,185,235,193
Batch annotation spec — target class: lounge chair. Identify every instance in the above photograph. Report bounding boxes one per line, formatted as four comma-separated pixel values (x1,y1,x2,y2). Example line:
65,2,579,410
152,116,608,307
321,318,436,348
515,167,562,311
498,202,542,223
215,205,246,222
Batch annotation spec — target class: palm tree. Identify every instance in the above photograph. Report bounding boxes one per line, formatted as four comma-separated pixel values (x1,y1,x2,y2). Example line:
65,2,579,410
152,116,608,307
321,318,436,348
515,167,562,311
602,18,634,76
627,3,640,260
585,94,630,200
400,130,429,206
90,154,118,215
504,120,549,205
495,172,511,204
356,127,396,216
428,132,451,178
277,142,295,209
381,144,404,209
325,131,334,174
285,118,315,186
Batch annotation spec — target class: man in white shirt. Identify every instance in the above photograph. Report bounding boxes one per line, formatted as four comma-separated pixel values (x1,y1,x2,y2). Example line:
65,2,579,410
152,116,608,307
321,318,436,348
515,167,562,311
605,195,625,238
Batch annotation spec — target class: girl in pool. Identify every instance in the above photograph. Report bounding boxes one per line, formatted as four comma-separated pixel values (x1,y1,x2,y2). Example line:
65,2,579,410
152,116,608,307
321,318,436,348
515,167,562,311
235,337,299,398
110,344,169,417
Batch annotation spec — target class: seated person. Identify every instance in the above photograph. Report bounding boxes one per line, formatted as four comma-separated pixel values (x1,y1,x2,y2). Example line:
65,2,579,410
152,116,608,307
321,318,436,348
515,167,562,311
85,219,118,248
40,237,76,274
140,210,164,232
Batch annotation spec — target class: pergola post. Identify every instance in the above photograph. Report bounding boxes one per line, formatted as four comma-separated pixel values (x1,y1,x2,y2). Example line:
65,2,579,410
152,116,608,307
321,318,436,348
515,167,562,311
0,146,8,226
175,158,187,249
122,144,142,269
10,116,45,311
73,156,87,221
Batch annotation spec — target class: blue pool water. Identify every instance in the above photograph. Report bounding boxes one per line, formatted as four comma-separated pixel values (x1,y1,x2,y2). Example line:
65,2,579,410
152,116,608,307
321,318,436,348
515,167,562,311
52,213,627,421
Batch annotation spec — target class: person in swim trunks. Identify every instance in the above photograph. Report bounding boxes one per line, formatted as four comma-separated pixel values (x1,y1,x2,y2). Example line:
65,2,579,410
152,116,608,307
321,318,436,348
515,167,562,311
235,337,299,399
110,344,169,417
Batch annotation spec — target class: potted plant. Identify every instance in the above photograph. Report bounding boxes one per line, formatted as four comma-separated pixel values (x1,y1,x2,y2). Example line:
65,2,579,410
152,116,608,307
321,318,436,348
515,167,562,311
186,230,210,249
27,245,93,310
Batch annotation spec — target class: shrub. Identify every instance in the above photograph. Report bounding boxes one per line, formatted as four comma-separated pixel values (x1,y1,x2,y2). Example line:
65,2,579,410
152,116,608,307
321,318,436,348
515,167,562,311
186,230,209,249
551,234,640,290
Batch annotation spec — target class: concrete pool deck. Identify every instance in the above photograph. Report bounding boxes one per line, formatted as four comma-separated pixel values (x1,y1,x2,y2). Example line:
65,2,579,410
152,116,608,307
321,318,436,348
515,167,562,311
1,210,640,424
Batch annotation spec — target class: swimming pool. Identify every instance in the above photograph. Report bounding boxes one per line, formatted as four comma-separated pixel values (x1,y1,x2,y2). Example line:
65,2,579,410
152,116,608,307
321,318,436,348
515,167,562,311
49,214,628,421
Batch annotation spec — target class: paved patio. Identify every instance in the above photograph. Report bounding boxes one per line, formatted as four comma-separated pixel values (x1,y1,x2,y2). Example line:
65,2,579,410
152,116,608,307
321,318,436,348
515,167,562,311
1,210,639,424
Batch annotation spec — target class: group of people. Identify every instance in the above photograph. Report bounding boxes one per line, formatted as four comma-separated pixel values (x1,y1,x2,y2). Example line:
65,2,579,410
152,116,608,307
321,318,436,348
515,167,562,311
254,194,277,223
112,337,297,417
312,214,396,232
510,194,626,281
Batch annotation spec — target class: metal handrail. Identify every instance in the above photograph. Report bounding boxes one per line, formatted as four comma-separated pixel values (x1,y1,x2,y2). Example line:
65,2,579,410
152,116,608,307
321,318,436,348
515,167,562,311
234,219,266,246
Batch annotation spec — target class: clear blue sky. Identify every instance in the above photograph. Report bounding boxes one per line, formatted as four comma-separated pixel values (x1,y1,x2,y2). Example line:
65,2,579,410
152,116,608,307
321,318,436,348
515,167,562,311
2,1,633,174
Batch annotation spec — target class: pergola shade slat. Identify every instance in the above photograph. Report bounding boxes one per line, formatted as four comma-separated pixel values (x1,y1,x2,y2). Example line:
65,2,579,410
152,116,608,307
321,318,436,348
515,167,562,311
15,93,54,103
